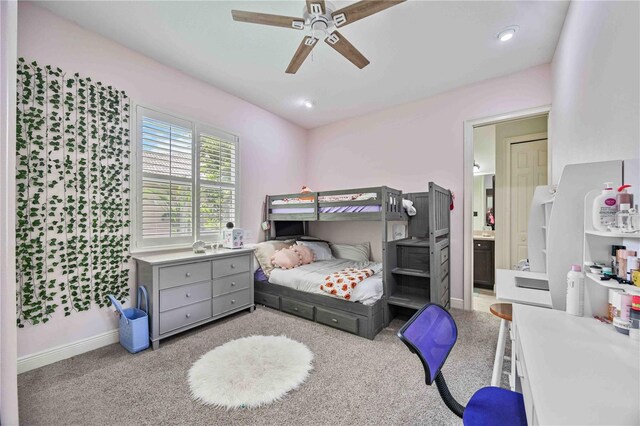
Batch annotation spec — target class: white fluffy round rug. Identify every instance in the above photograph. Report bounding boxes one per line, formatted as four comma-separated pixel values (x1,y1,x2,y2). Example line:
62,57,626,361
188,335,314,409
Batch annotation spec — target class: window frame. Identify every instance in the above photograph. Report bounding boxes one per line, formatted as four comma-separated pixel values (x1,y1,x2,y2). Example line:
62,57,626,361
132,104,240,252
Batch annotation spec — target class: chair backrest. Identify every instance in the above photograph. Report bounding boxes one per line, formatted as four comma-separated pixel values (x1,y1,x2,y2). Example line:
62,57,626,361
397,303,458,385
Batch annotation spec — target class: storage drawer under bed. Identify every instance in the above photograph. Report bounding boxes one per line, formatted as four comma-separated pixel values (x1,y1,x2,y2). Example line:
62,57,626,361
255,291,280,310
315,307,359,334
281,297,314,320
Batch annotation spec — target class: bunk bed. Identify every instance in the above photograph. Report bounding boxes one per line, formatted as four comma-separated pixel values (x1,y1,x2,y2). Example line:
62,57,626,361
254,182,451,340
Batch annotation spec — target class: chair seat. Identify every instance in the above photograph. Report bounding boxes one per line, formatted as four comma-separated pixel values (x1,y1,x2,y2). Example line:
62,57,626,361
463,386,527,426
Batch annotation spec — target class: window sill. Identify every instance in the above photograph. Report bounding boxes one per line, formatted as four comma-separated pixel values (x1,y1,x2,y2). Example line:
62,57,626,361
129,244,194,256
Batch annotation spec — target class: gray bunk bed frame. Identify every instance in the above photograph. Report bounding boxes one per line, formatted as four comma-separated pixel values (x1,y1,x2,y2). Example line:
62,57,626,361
254,182,451,340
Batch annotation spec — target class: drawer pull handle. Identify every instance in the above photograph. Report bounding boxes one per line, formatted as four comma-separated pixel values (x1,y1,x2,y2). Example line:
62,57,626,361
185,272,191,277
186,292,191,298
331,318,338,323
231,282,236,287
230,264,235,269
293,307,299,311
185,313,191,319
231,299,236,304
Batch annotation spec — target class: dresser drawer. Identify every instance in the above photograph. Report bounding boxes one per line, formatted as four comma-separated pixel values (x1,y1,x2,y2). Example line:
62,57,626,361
212,255,251,278
281,297,314,320
255,291,280,309
159,299,211,334
212,288,252,316
315,307,358,334
160,281,211,313
159,261,211,289
212,272,251,297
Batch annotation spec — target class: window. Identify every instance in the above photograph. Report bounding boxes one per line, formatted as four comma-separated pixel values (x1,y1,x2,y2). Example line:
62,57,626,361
135,106,238,248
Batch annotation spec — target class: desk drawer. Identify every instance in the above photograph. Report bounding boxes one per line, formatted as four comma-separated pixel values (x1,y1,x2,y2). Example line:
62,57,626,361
212,288,252,316
159,261,211,289
281,297,314,320
316,307,358,334
255,292,280,309
160,300,211,334
160,281,211,312
212,272,251,297
212,255,251,278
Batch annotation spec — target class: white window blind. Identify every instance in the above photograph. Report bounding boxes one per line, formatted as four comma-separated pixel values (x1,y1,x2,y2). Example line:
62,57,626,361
136,107,238,248
198,130,237,240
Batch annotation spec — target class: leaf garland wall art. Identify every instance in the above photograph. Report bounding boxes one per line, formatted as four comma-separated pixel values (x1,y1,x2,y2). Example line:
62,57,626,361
16,58,131,327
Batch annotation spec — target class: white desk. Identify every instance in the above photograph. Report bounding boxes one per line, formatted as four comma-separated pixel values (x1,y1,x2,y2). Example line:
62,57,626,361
512,304,640,425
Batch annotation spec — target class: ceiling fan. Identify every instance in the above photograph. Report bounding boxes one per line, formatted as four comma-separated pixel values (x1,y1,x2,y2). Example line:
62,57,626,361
231,0,406,74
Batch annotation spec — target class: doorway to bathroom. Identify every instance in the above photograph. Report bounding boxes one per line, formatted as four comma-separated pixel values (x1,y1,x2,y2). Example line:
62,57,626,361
468,112,549,313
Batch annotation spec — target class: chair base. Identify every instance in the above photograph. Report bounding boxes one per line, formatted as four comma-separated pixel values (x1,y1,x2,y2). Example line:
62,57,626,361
463,386,527,426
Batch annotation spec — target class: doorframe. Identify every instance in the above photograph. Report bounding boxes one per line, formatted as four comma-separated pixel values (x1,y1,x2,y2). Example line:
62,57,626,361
0,0,19,423
497,132,548,271
463,105,551,311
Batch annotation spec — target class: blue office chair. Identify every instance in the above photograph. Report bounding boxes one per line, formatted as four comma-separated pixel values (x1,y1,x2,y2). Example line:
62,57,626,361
397,303,527,426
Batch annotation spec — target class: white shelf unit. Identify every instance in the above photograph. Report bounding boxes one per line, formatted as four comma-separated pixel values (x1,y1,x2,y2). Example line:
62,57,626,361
495,186,553,308
582,189,640,317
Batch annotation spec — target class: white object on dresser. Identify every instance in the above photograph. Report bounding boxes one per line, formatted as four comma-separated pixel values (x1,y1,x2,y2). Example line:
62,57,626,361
133,248,255,350
512,303,639,425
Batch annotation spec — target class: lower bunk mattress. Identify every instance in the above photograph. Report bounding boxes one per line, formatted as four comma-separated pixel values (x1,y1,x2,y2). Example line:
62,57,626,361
267,259,384,306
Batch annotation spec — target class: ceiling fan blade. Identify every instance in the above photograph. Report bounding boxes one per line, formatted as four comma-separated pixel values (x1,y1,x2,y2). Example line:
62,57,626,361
305,0,326,15
325,31,370,69
332,0,406,28
285,36,319,74
231,10,305,30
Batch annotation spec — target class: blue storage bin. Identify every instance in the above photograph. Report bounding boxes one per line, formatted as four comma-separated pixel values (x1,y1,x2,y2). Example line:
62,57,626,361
107,287,150,353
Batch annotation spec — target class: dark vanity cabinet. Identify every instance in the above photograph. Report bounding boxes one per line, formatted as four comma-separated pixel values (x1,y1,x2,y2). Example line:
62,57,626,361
473,239,495,290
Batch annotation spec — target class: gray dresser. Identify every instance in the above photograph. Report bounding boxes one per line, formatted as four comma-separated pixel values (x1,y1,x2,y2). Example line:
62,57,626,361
133,248,254,349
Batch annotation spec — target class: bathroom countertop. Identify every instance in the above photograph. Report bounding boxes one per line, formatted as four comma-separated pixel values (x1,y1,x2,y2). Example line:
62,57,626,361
473,235,495,241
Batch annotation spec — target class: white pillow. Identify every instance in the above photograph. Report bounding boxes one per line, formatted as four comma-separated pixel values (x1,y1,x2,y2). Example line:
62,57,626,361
330,242,370,262
296,241,333,261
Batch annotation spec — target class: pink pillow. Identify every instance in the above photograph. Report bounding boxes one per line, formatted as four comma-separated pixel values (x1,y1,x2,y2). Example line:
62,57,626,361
293,245,315,265
271,248,301,270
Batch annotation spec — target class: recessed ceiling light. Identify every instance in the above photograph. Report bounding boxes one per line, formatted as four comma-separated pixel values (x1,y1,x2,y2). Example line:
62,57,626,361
497,26,519,42
303,99,315,108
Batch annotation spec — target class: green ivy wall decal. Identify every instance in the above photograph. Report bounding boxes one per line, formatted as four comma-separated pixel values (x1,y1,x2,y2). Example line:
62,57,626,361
16,58,131,327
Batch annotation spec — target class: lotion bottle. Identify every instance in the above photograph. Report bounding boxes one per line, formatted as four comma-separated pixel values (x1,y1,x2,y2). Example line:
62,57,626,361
566,264,584,317
592,182,617,231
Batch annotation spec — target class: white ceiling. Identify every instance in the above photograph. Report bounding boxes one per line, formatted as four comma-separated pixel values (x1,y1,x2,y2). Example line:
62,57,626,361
35,1,570,129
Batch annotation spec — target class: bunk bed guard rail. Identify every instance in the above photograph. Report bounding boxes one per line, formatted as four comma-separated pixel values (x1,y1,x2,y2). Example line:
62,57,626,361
266,186,404,222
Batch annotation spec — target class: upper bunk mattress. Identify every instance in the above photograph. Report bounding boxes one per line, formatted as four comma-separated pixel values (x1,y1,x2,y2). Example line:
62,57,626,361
271,205,382,214
268,259,383,306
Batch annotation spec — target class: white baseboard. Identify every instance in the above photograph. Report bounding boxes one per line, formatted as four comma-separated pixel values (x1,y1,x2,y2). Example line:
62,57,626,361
18,329,119,374
451,297,464,310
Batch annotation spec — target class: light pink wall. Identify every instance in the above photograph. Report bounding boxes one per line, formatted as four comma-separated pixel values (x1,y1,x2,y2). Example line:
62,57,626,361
17,3,307,358
549,0,640,182
306,64,552,301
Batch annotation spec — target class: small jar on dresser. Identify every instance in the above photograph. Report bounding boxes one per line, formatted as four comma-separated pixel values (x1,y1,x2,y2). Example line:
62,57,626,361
133,248,254,350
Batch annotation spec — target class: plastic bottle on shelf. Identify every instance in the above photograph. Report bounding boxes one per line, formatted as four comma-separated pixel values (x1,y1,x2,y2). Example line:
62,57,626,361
616,184,634,208
566,265,584,317
592,182,617,231
629,296,640,341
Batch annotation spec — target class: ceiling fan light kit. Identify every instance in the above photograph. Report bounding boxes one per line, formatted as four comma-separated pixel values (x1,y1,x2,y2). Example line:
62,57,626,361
231,0,407,74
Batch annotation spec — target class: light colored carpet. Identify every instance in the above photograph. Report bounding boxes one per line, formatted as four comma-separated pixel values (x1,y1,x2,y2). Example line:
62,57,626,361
18,306,502,425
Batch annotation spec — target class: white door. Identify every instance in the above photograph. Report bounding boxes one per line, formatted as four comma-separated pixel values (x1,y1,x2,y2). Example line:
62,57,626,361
509,139,547,267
